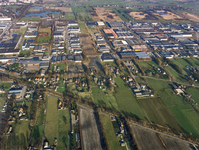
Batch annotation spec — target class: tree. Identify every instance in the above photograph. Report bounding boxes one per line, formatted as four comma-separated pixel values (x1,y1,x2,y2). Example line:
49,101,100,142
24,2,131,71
63,115,67,125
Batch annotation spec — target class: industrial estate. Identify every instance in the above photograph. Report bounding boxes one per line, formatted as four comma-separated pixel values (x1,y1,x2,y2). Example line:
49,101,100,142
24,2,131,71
0,0,199,149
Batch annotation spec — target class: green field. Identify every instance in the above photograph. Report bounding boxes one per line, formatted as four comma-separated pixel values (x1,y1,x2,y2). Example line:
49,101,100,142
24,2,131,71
91,87,119,110
57,79,66,94
165,64,185,82
0,83,11,109
18,50,30,57
57,109,70,150
146,78,199,137
62,12,75,20
100,114,126,150
51,64,66,72
38,37,51,43
14,120,31,140
45,96,58,145
79,22,88,34
21,17,45,21
72,6,92,21
138,98,166,126
113,78,146,120
30,106,44,144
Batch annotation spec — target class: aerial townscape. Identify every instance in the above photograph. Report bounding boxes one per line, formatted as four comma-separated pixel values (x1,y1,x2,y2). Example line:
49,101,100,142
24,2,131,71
0,0,199,149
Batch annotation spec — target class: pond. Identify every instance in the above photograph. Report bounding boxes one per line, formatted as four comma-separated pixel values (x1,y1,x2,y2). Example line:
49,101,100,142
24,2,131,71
25,11,60,17
156,12,166,15
31,6,43,9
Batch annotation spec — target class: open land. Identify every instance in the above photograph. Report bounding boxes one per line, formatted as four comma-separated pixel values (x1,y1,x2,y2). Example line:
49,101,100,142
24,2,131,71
146,78,199,137
100,114,126,150
152,11,183,20
128,12,148,20
91,7,123,22
45,96,58,145
79,107,102,150
131,124,192,150
44,7,72,12
80,34,98,56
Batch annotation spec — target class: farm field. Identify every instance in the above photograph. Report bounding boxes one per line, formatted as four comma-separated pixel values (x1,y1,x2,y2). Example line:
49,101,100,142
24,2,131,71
146,78,199,137
114,78,146,120
79,107,102,150
100,114,126,150
57,109,70,150
132,124,192,150
45,96,58,145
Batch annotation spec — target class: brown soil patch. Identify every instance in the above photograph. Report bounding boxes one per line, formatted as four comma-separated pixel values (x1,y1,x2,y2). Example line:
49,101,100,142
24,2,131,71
39,32,48,36
91,7,122,22
44,7,72,13
153,11,183,20
129,12,148,20
181,12,199,22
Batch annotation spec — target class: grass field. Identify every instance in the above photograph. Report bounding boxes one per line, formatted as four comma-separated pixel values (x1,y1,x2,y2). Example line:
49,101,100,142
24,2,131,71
57,109,70,150
91,87,119,110
165,65,185,82
18,50,30,57
113,78,147,120
186,87,199,104
30,105,44,144
62,12,75,20
45,96,58,145
0,83,11,109
146,78,199,137
51,64,66,72
72,6,92,21
57,79,66,94
79,22,88,34
100,114,126,150
38,37,51,43
21,17,45,21
14,120,30,139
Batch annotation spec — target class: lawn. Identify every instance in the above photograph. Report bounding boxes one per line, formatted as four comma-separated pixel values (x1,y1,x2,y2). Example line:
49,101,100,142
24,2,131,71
57,109,70,150
57,79,66,94
100,114,126,150
38,37,51,43
113,78,147,120
91,87,119,110
79,22,88,34
45,96,58,145
61,12,75,20
146,78,199,137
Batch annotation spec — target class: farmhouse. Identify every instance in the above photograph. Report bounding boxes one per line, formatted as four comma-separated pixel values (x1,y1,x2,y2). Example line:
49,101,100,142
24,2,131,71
174,89,184,95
